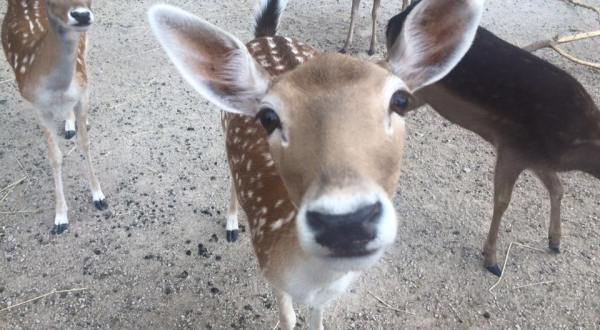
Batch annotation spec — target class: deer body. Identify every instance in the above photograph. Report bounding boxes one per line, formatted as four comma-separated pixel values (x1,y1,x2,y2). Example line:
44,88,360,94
1,0,107,234
150,0,484,328
387,3,600,276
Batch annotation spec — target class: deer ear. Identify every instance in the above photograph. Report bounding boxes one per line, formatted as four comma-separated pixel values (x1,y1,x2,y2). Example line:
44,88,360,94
386,0,484,91
148,4,270,115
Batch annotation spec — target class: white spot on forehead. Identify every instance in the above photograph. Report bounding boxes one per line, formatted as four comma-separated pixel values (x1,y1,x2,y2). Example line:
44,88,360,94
270,219,284,231
275,199,284,208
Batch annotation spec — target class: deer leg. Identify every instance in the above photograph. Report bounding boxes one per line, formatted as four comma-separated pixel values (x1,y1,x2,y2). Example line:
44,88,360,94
64,111,76,140
75,96,107,211
340,0,361,53
308,306,324,330
368,0,381,55
41,124,69,235
483,152,522,276
226,177,240,242
275,289,296,330
534,171,564,253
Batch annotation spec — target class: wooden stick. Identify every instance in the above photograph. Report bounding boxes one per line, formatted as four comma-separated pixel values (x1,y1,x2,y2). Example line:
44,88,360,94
524,30,600,69
551,44,600,69
489,242,514,292
0,210,43,215
565,0,600,18
514,281,554,290
524,30,600,51
0,288,88,313
368,291,416,315
0,176,27,194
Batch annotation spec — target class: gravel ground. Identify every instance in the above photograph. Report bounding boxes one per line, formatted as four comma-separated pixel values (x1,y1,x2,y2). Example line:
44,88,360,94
1,0,599,329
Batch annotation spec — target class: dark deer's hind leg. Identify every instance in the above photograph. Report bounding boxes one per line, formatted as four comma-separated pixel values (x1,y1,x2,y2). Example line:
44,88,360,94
483,150,523,276
534,171,563,253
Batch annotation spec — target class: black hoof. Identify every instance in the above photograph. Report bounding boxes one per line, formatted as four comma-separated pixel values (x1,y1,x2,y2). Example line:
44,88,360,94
51,224,69,235
339,48,348,54
486,264,502,277
94,199,109,211
226,230,239,243
367,49,375,56
549,243,560,254
65,130,76,140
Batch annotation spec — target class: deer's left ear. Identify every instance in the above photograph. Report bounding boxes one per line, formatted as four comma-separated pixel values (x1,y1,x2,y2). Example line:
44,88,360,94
148,4,270,115
385,0,484,92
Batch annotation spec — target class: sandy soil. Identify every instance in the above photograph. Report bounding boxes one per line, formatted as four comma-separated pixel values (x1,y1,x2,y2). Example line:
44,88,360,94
1,0,599,329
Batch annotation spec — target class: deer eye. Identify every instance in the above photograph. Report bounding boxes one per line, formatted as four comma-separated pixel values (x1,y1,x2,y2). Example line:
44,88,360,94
256,108,281,135
389,90,411,116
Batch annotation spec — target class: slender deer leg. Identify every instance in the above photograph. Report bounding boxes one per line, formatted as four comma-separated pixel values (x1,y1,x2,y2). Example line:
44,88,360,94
483,151,523,276
42,124,69,235
226,177,239,242
534,171,564,253
65,111,76,140
368,0,381,55
340,0,361,54
275,289,296,330
308,306,324,330
75,96,107,210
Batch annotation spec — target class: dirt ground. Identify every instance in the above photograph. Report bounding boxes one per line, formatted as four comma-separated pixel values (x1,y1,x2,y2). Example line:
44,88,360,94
1,0,599,329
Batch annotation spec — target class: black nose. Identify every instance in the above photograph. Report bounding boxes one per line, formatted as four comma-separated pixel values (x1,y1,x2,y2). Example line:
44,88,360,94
307,201,382,256
70,11,91,25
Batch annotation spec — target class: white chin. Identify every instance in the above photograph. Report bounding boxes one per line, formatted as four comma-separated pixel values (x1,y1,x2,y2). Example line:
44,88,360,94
317,249,385,271
68,24,91,32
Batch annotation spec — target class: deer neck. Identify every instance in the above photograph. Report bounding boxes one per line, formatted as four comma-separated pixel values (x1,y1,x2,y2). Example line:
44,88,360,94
38,17,81,91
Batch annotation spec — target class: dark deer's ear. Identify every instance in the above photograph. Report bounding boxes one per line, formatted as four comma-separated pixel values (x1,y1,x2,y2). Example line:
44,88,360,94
385,0,484,91
148,4,270,115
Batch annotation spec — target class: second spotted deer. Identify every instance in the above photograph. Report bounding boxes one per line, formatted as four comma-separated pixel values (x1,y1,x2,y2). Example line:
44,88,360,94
149,0,483,328
1,0,107,234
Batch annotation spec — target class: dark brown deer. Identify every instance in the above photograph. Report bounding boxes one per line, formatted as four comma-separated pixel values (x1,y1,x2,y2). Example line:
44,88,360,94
386,0,600,276
149,0,483,327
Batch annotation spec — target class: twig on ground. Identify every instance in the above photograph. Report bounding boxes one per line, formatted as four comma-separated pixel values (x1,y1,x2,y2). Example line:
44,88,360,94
488,241,550,292
0,79,11,85
145,166,160,174
524,30,600,69
511,242,547,253
0,209,44,215
0,288,89,313
272,321,280,330
368,291,416,315
564,0,600,18
66,146,78,156
0,176,27,204
489,242,514,292
514,281,555,290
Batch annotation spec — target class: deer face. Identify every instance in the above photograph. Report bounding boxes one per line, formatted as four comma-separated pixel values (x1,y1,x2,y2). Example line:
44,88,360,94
149,0,483,267
260,55,406,262
46,0,94,31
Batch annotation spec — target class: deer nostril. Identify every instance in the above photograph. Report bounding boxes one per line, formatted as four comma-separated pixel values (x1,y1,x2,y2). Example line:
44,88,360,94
70,11,91,25
306,201,382,253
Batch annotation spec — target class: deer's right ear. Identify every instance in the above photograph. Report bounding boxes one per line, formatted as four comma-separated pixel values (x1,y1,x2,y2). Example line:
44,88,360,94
148,4,270,115
385,0,484,92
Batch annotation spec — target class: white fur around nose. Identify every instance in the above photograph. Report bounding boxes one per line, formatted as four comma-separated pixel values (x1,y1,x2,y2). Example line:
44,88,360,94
68,8,94,26
296,187,398,261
